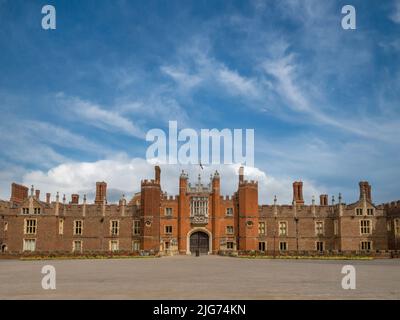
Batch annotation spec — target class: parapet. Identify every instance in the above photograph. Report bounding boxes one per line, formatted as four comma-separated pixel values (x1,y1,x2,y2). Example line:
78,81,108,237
141,179,160,187
239,180,258,187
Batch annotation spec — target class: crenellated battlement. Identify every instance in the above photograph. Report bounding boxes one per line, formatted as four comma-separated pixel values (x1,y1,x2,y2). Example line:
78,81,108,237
141,179,160,187
239,180,258,187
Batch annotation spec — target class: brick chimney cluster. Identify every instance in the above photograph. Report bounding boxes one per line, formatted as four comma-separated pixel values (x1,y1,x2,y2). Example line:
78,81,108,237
359,181,372,202
95,182,107,204
10,183,29,204
319,194,328,206
71,194,79,204
292,181,304,205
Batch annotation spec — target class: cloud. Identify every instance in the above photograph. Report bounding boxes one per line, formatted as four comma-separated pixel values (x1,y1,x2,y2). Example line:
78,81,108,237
160,66,203,89
160,40,262,101
18,156,323,205
56,94,145,139
390,0,400,23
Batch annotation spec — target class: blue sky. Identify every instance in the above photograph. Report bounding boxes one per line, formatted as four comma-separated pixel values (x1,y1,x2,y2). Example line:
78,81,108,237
0,0,399,204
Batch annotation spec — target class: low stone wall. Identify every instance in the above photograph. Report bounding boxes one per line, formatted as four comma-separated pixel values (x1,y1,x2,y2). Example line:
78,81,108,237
218,249,400,258
0,250,160,259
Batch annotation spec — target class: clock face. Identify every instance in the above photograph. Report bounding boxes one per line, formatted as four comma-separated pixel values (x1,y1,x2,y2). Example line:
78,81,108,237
145,220,152,227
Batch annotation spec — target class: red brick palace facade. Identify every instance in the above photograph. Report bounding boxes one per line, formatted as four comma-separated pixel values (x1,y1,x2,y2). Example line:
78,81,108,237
0,166,400,255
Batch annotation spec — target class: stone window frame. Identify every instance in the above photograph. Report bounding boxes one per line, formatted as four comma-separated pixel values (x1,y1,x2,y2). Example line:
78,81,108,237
109,239,119,252
33,208,41,215
72,240,83,253
316,241,324,252
334,220,339,236
59,218,64,235
110,220,120,236
22,208,29,215
355,208,363,216
3,221,8,232
226,225,234,235
165,207,173,216
132,240,140,251
165,225,173,234
73,220,83,236
360,219,372,235
315,221,324,236
23,238,36,252
395,219,400,236
258,241,266,251
366,208,374,216
226,241,234,249
279,241,287,251
226,207,233,216
360,241,372,251
133,220,140,235
278,221,288,236
258,222,266,235
24,218,37,235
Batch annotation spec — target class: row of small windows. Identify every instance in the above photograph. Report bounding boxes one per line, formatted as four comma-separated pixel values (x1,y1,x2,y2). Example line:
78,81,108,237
257,220,372,236
163,207,234,216
19,219,397,237
255,241,373,252
22,239,142,252
22,208,41,215
355,208,374,216
25,239,340,253
23,219,142,236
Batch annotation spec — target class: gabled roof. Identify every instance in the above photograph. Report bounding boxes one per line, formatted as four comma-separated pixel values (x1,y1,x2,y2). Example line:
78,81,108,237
18,196,47,209
346,198,377,209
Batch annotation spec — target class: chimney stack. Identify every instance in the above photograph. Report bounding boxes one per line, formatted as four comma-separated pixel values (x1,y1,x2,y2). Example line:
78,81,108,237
319,194,328,206
359,181,372,202
95,182,107,204
46,193,51,204
10,183,29,204
239,166,244,184
155,166,161,183
292,181,304,205
71,194,79,204
35,189,40,200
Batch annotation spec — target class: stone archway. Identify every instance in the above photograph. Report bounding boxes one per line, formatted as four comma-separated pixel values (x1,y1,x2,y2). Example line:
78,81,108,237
1,244,7,253
186,228,212,255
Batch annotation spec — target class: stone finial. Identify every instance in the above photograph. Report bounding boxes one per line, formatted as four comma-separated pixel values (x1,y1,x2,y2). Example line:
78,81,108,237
30,185,34,197
274,195,277,205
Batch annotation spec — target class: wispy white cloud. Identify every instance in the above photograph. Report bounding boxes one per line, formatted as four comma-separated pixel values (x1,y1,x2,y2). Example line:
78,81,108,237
56,94,145,139
390,0,400,23
160,65,203,89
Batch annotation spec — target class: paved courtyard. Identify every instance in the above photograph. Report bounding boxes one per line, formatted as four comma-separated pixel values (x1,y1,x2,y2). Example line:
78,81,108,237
0,255,399,299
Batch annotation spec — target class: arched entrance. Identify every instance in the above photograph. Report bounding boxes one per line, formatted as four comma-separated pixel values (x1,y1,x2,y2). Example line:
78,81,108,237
1,244,7,253
189,231,209,255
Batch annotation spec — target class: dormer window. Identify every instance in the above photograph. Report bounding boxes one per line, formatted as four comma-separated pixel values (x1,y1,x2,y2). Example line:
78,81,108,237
22,208,29,214
34,208,41,214
355,208,363,216
367,208,374,216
